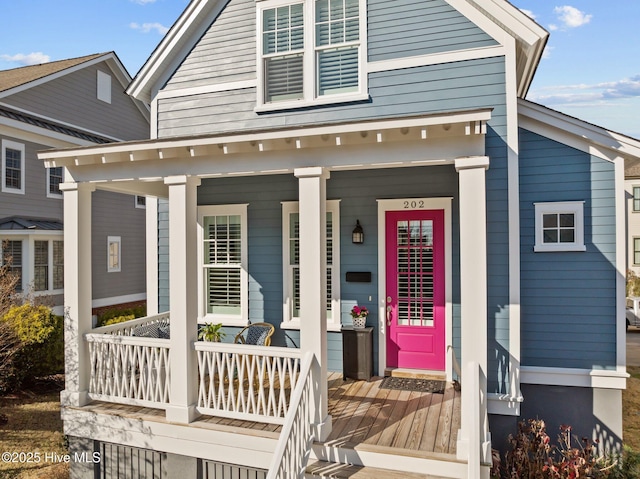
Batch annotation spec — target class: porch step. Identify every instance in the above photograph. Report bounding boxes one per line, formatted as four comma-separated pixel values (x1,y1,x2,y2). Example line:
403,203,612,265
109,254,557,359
311,442,468,479
384,368,447,381
306,460,450,478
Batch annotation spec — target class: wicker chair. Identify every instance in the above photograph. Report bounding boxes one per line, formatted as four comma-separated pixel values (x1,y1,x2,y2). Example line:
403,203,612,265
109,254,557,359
234,322,275,346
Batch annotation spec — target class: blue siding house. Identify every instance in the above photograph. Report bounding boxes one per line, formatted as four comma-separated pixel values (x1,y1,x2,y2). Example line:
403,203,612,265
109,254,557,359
39,1,640,477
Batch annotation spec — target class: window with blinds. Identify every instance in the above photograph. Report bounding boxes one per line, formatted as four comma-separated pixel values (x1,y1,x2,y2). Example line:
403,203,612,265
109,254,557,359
34,240,49,291
203,214,243,316
282,201,340,326
315,0,359,96
263,4,304,102
260,0,361,105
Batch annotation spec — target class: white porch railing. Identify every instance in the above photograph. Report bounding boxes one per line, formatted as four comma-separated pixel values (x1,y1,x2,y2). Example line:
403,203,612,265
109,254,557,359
266,351,314,479
85,313,171,408
194,341,302,424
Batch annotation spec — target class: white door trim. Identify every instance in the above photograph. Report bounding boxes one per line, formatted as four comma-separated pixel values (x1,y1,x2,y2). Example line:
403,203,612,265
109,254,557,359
377,197,453,380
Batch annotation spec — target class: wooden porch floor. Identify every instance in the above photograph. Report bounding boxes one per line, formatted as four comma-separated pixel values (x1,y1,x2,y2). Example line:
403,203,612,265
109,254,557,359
76,372,459,456
325,372,460,456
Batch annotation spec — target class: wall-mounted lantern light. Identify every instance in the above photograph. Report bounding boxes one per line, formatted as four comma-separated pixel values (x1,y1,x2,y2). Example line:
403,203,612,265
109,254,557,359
352,220,364,244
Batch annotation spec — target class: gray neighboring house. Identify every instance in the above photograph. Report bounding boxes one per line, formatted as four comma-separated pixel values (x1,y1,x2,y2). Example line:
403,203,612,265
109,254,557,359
0,53,149,314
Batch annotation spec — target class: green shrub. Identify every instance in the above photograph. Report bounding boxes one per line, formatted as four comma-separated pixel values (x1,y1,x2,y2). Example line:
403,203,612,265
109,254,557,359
96,305,146,327
1,303,64,389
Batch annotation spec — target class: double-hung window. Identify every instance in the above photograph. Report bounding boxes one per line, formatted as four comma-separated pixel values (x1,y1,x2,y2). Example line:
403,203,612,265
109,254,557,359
198,205,248,325
282,200,340,330
47,167,64,198
633,186,640,212
2,140,25,194
258,0,366,109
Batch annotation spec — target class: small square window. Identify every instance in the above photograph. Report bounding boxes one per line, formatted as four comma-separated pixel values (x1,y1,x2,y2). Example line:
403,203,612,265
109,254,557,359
534,201,585,252
107,236,121,272
135,195,146,209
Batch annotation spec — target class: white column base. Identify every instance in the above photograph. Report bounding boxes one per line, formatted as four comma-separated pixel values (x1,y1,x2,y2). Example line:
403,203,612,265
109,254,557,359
60,389,90,407
165,404,200,424
456,433,493,464
313,415,333,443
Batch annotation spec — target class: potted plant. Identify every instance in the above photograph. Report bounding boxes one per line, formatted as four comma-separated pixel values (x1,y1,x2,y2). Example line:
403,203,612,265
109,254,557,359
350,305,369,329
198,322,225,342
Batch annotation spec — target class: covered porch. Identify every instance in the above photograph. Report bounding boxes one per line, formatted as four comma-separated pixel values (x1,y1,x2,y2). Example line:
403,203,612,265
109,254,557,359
41,109,495,478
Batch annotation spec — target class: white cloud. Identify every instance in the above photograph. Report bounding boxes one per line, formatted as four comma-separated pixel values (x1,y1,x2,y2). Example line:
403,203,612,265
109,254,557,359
129,22,169,35
552,6,592,29
0,52,50,66
528,75,640,106
131,0,157,4
541,46,554,60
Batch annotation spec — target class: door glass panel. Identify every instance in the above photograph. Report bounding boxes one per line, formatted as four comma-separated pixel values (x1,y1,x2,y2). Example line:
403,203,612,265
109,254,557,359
396,219,434,327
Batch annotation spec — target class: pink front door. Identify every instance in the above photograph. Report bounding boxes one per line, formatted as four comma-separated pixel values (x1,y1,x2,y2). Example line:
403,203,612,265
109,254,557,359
386,210,445,371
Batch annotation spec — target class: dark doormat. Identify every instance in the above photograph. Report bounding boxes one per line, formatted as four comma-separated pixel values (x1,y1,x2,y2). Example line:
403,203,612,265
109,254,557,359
379,376,446,394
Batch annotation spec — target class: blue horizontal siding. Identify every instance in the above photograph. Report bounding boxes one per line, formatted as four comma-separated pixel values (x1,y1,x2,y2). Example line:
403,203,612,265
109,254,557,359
368,0,497,62
158,57,507,138
519,128,617,370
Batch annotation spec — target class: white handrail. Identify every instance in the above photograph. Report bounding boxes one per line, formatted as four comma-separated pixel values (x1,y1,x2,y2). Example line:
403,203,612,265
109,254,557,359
91,312,170,335
85,316,171,408
266,351,314,479
194,341,302,424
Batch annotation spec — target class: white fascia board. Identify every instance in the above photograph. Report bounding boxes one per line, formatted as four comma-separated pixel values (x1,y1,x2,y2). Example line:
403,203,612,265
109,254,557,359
521,366,628,390
518,99,640,162
0,53,115,100
38,109,492,164
127,0,225,104
61,407,278,468
461,0,548,97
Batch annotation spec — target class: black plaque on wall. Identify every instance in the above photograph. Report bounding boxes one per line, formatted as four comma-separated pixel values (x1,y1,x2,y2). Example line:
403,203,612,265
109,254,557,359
346,272,372,283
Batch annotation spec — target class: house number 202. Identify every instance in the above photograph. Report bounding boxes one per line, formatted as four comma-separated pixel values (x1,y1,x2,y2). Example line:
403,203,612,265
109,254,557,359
403,200,424,209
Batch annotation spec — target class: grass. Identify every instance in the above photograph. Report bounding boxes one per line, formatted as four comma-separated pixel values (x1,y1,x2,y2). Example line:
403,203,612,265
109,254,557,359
624,366,640,450
0,378,68,479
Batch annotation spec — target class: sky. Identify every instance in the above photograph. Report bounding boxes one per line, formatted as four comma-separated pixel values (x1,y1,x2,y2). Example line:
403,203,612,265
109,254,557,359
0,0,638,139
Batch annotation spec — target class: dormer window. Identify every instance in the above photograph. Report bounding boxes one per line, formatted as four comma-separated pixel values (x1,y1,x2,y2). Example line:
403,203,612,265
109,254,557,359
257,0,367,111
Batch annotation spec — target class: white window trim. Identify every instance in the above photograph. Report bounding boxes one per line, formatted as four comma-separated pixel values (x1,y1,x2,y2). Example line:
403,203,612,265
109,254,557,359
1,234,64,296
107,236,122,272
97,71,112,104
534,201,586,252
633,185,640,212
634,237,640,266
197,204,249,327
255,0,368,112
46,166,64,199
1,139,25,195
281,199,341,331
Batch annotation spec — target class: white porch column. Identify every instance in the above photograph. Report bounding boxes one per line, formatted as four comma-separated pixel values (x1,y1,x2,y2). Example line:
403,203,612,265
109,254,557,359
455,156,491,467
294,166,332,442
59,182,95,407
165,175,201,423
